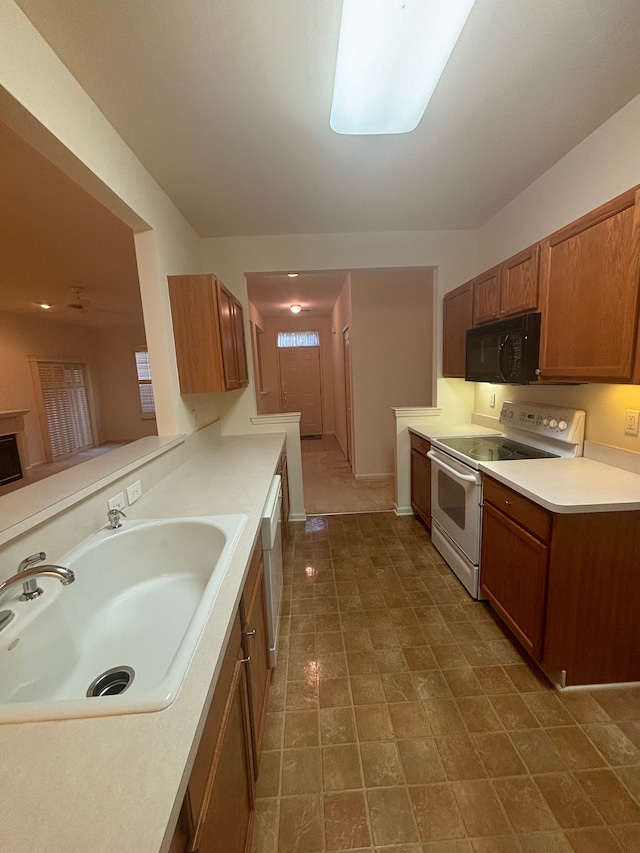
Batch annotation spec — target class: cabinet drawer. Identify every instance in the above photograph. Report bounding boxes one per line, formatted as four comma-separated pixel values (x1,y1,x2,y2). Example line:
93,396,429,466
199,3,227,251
410,433,431,458
483,477,551,542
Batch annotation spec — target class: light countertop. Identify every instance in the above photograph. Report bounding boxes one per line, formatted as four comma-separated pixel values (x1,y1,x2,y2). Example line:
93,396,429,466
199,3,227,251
479,456,640,513
409,422,501,441
0,431,286,853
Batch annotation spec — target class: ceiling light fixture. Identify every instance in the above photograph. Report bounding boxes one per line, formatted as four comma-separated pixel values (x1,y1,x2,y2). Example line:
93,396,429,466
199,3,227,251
38,302,51,310
287,273,299,278
330,0,476,135
290,304,302,314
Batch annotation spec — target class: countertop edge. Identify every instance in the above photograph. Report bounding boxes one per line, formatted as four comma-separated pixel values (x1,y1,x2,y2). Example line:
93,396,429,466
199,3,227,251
0,430,287,853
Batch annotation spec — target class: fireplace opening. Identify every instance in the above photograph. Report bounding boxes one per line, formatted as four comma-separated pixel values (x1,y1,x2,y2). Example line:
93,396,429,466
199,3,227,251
0,434,23,486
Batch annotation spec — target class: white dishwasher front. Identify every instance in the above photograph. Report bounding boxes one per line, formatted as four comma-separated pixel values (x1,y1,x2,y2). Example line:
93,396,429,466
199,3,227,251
261,474,283,667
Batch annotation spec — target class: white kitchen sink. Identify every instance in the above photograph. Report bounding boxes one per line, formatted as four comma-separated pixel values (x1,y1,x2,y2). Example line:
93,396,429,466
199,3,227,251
0,514,246,723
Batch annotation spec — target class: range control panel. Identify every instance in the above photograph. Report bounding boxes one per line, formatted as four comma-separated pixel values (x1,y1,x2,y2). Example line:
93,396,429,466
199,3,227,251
499,401,586,447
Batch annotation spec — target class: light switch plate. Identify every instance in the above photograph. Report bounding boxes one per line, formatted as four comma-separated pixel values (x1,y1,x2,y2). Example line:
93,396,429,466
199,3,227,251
127,480,143,504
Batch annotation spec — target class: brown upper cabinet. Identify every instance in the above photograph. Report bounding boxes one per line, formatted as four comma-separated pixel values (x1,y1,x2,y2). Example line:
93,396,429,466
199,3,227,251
168,274,249,394
538,187,640,383
473,245,540,325
442,281,473,378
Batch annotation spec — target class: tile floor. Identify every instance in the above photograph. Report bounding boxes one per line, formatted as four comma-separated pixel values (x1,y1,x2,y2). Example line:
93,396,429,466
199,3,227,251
251,512,640,853
301,436,395,515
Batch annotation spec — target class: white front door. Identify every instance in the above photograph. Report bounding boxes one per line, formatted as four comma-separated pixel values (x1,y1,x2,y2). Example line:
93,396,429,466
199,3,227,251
278,346,323,436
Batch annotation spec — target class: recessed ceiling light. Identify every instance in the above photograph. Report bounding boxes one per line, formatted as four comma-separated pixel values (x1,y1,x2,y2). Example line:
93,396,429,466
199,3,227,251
38,303,52,310
287,273,299,278
290,304,302,314
330,0,476,135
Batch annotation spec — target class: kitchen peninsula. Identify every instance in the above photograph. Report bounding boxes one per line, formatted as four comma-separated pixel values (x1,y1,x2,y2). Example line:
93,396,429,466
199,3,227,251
0,424,286,853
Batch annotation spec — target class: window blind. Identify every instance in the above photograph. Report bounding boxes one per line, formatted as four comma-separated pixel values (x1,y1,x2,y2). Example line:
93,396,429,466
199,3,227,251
37,361,93,459
135,348,156,415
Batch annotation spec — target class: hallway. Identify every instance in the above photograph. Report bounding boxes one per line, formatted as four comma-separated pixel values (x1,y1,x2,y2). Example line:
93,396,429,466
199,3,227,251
301,436,395,515
251,512,640,852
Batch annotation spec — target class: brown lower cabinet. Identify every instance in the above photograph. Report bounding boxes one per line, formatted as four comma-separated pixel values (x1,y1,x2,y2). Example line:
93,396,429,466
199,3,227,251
481,475,640,686
410,432,431,530
173,541,271,853
277,451,290,545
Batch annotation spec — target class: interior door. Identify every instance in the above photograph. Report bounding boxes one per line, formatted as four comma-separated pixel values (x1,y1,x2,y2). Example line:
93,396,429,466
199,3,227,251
278,346,323,436
343,326,353,465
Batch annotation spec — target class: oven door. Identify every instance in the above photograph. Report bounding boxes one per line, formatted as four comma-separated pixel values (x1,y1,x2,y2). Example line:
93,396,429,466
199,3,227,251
428,448,482,565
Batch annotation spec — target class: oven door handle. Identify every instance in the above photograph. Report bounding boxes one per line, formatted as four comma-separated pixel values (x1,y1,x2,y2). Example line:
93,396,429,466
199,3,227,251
427,450,479,483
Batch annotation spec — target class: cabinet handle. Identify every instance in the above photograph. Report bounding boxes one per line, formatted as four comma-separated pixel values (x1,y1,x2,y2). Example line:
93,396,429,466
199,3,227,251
535,369,542,376
241,655,251,664
245,629,256,637
504,500,512,506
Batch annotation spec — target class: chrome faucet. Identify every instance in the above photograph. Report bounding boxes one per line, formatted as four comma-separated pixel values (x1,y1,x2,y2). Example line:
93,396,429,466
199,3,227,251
107,507,126,529
0,552,75,603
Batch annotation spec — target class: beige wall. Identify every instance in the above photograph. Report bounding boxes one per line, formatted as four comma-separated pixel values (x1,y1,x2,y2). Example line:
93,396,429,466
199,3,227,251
0,311,96,465
200,229,479,440
331,276,352,458
350,269,434,476
0,312,156,467
472,90,640,453
261,315,335,434
91,325,157,442
0,0,208,441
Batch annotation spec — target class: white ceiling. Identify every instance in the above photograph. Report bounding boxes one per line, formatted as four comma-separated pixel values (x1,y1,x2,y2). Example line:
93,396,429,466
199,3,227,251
13,0,640,239
0,122,145,327
247,272,349,317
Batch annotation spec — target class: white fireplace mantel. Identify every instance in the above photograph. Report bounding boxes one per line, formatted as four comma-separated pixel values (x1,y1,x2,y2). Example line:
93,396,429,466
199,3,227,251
0,410,31,473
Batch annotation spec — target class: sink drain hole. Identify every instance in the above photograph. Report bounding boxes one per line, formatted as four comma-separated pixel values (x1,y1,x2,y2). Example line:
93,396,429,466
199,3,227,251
87,666,135,697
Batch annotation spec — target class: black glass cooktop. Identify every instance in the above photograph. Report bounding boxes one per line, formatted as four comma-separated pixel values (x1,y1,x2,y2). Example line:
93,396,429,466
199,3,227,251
437,435,559,462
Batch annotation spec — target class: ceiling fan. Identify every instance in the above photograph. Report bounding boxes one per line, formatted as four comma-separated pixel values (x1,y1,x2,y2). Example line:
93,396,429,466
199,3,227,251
64,286,92,318
39,287,130,321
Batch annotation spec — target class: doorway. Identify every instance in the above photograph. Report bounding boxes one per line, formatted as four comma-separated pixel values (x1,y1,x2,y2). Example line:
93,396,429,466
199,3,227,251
277,332,323,437
30,358,96,462
343,325,354,467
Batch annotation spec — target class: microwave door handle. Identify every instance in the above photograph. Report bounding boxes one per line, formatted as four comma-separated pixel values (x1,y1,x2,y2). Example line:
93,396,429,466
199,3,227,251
497,333,510,381
427,450,479,483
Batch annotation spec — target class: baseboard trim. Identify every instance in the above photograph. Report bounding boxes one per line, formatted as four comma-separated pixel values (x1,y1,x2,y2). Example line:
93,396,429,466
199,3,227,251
394,505,414,516
354,473,394,480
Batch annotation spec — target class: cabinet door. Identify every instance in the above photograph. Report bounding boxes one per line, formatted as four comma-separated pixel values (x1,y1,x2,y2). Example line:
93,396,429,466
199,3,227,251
168,275,226,394
473,267,501,325
189,612,254,853
242,559,271,778
442,282,473,377
410,447,431,529
500,244,539,318
195,649,254,853
538,187,640,382
217,282,243,390
232,296,249,387
480,503,549,659
278,452,290,544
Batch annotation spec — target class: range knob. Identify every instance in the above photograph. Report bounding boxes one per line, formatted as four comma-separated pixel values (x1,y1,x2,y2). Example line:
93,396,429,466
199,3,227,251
543,418,550,426
558,419,568,431
549,418,558,429
505,409,513,419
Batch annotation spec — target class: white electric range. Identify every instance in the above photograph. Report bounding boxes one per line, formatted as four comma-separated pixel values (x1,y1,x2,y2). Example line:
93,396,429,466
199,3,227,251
428,401,586,599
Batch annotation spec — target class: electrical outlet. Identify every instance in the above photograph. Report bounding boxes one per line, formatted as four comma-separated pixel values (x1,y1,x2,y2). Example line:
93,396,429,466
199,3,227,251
625,410,640,436
107,492,126,511
489,393,496,409
127,480,143,504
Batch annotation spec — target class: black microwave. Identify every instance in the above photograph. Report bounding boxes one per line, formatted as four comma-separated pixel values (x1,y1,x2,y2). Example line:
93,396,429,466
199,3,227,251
465,312,541,384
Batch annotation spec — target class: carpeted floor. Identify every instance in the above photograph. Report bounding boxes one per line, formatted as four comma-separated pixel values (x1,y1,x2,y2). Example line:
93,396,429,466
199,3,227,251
301,435,395,515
